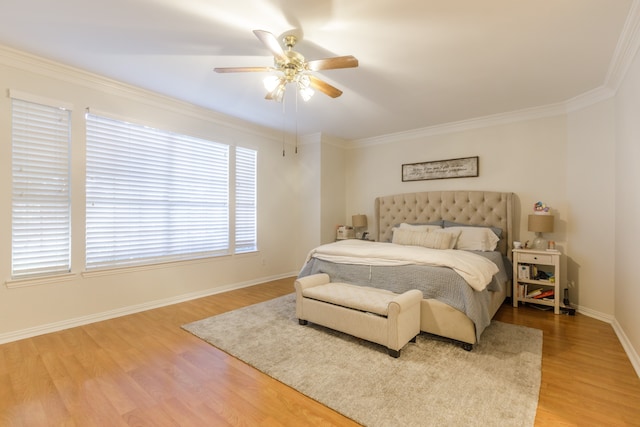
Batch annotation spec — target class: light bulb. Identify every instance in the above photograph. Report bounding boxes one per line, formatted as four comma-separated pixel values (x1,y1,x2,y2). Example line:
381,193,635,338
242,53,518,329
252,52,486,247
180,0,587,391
273,84,286,102
263,75,281,92
298,74,311,88
299,85,314,102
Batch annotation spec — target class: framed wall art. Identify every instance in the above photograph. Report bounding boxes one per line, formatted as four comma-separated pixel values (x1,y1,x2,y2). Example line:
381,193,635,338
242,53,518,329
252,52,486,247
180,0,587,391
402,156,479,182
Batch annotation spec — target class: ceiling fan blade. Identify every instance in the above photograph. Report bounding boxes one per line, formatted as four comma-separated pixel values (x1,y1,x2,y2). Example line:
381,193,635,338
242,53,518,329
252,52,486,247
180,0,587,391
214,66,274,73
308,75,343,98
306,55,359,71
253,30,288,62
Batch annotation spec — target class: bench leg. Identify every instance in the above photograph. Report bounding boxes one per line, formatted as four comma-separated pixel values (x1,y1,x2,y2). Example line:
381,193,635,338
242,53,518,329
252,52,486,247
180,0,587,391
388,348,400,358
298,319,308,325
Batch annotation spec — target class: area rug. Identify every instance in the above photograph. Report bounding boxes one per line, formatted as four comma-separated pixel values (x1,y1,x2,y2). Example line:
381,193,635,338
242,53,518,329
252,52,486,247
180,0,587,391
183,294,542,427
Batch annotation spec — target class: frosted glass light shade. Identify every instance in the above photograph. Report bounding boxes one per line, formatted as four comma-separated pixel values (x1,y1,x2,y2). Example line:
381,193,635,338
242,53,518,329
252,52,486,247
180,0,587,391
263,75,280,92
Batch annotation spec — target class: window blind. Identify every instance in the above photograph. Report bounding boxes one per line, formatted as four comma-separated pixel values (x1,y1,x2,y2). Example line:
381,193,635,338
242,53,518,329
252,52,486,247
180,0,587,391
85,114,230,269
235,146,257,253
11,98,71,278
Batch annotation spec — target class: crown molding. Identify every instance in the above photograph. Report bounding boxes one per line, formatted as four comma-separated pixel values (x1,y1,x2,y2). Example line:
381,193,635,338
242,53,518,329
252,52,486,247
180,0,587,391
347,101,569,149
0,44,281,142
564,85,616,113
297,132,347,150
347,63,623,150
348,1,640,150
297,132,322,146
605,0,640,92
4,0,639,152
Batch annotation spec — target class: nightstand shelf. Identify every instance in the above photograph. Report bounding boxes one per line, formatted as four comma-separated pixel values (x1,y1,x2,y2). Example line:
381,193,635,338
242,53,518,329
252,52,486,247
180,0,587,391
512,249,561,314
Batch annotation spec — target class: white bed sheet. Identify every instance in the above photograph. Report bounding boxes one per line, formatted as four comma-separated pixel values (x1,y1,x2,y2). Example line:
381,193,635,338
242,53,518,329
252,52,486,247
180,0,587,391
304,239,499,292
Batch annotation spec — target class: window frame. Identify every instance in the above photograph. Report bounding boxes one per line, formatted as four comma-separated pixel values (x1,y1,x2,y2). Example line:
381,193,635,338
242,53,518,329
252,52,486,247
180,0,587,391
10,92,72,279
84,112,258,271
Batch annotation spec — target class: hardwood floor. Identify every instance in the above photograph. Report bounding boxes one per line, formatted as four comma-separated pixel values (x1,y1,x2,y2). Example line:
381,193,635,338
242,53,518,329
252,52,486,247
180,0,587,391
1,277,639,426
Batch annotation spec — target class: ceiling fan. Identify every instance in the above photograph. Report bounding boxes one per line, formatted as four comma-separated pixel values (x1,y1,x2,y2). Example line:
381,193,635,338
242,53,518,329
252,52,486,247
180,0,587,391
214,30,358,102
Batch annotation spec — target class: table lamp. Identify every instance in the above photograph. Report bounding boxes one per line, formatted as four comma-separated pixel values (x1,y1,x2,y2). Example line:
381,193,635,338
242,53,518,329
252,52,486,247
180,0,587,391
352,214,368,239
528,214,554,250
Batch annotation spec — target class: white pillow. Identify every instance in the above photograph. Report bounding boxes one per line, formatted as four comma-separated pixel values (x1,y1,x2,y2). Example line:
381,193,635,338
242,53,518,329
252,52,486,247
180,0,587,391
431,228,461,249
392,228,428,246
422,229,456,250
447,226,500,251
392,228,456,250
398,223,442,232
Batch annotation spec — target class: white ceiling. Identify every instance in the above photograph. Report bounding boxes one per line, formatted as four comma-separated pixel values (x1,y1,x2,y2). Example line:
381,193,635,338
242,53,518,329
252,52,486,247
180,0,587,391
0,0,636,141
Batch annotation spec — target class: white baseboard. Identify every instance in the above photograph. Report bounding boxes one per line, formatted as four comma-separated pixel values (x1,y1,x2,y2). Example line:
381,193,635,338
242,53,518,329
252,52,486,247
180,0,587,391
0,271,297,345
611,318,640,378
5,279,639,380
574,304,640,379
573,304,615,323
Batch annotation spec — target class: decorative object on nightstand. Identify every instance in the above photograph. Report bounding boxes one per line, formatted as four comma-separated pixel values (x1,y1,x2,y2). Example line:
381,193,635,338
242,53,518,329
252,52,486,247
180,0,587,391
528,201,554,250
352,214,368,239
336,225,355,240
512,248,561,314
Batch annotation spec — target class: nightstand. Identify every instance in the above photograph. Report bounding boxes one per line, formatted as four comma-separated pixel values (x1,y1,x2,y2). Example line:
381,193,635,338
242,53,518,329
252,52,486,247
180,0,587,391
512,249,561,314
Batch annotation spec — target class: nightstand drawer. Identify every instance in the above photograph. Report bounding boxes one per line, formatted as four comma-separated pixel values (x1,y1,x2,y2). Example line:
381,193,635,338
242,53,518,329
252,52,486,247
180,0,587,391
519,253,553,264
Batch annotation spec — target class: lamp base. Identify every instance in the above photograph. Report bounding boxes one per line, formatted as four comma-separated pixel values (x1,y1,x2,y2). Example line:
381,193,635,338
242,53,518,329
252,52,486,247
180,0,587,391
531,233,547,250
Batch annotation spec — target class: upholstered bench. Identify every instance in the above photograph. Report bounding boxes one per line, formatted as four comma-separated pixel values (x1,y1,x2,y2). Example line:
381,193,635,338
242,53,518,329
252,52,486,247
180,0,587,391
294,273,422,357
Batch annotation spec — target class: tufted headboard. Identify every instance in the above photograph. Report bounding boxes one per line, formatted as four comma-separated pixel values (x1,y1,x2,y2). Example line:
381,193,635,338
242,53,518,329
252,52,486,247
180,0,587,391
375,191,514,259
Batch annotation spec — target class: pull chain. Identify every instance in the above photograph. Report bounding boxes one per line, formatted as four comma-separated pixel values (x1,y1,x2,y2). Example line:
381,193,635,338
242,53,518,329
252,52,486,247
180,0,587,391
281,94,286,156
295,90,299,154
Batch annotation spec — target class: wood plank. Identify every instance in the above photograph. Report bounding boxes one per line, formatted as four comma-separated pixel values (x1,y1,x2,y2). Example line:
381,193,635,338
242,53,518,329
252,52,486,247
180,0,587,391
0,277,638,426
494,303,640,426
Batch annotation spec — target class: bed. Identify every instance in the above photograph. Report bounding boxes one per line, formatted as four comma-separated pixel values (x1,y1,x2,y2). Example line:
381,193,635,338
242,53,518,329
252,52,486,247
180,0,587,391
298,190,514,350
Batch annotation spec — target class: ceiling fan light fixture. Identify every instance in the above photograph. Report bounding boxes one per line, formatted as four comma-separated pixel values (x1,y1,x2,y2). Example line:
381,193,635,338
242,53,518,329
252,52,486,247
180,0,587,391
298,84,314,102
297,74,311,88
215,30,358,102
263,75,281,92
271,82,286,102
296,74,314,101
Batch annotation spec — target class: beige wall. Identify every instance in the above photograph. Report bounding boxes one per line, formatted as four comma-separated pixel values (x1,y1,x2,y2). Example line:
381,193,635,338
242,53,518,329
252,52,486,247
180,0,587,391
1,43,638,374
345,115,573,286
343,102,628,321
615,41,640,368
294,133,348,268
342,48,639,371
0,48,301,340
295,135,322,268
566,100,616,315
320,136,347,245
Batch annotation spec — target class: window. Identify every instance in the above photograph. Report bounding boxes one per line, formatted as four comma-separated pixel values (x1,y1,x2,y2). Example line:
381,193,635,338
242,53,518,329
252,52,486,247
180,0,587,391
11,96,71,278
85,113,257,270
235,146,257,253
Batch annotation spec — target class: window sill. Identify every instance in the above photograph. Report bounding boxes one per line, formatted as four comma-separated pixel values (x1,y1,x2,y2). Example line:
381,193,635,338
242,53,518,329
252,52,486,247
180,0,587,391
5,251,261,287
5,272,79,289
81,251,259,278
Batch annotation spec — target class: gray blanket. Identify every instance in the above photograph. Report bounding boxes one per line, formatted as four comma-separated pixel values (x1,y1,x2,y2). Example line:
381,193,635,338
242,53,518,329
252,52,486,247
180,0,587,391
298,251,511,341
